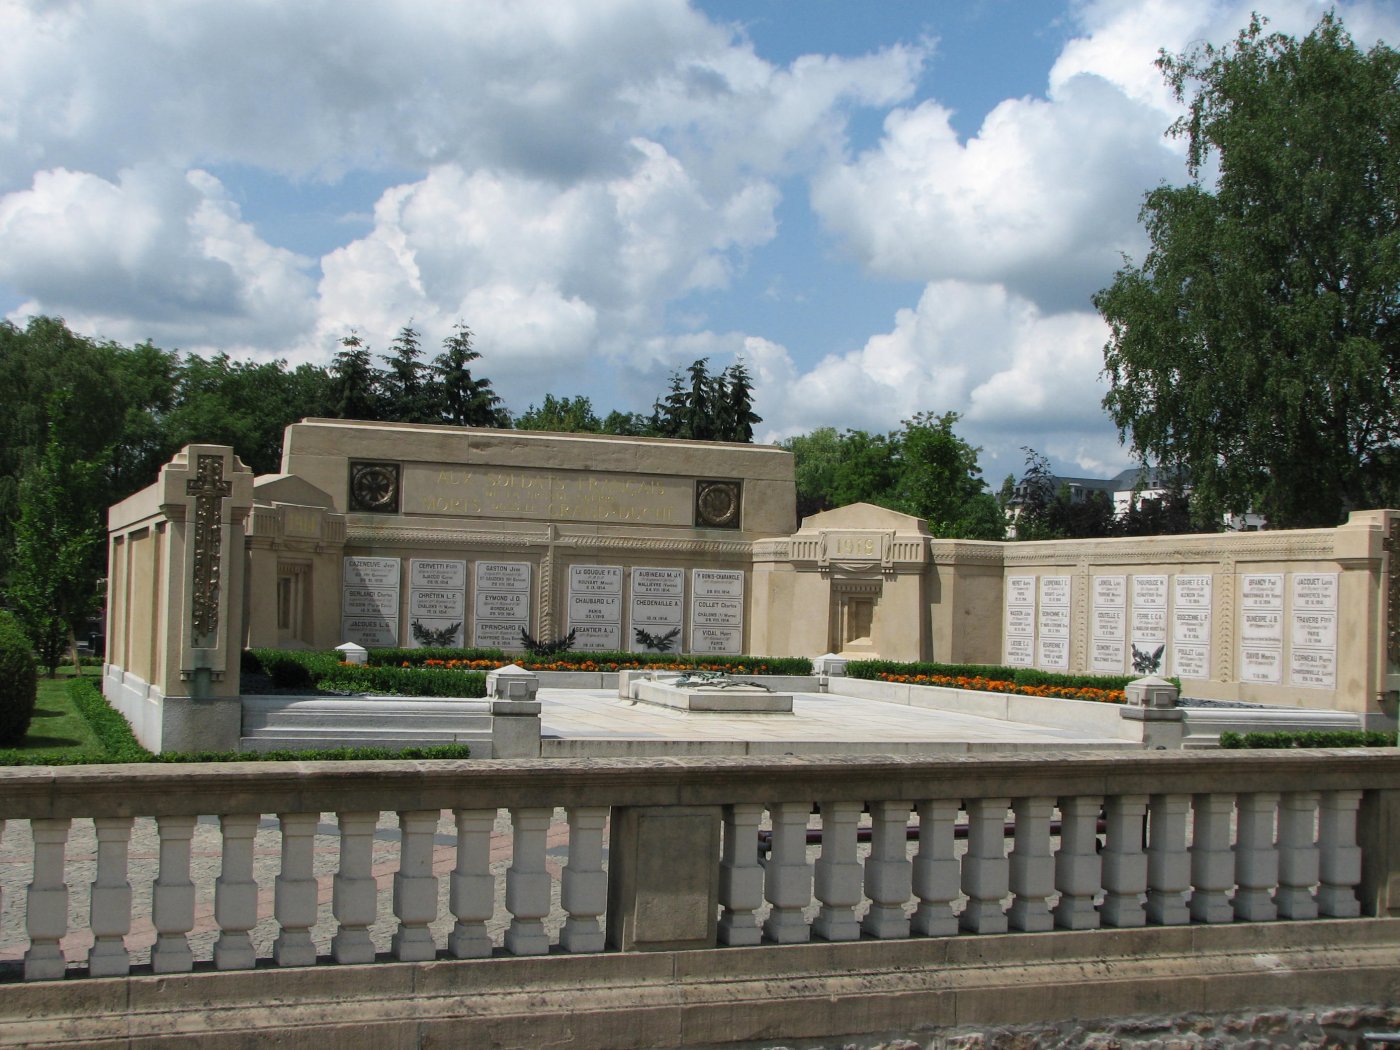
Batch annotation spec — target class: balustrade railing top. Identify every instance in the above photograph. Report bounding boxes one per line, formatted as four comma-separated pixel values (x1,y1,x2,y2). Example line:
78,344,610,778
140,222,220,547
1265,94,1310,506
1,749,1396,983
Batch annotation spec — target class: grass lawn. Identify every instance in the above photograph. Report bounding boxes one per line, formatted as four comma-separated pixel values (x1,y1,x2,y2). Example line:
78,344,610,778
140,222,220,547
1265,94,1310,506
15,665,104,760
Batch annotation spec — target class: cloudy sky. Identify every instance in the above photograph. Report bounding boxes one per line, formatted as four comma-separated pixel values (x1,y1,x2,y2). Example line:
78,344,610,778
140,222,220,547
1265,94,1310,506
2,0,1395,481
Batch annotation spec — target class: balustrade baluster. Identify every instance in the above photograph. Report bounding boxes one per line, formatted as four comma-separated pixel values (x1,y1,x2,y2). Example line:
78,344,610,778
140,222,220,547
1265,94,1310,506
1008,796,1054,932
1100,794,1148,927
960,797,1010,934
863,801,912,938
274,812,320,966
213,813,260,969
762,802,813,944
448,809,495,959
1317,789,1362,917
912,799,959,937
1189,794,1236,923
332,811,379,964
718,803,764,946
504,807,552,956
151,815,197,973
88,816,134,977
1233,793,1280,921
561,806,608,953
1146,794,1191,925
1053,795,1102,930
812,801,861,941
392,810,441,961
1274,791,1320,919
25,818,71,981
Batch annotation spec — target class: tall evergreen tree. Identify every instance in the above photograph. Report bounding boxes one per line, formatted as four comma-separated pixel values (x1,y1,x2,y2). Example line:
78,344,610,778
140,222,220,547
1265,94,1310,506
329,334,382,421
381,325,440,423
720,360,761,442
434,323,509,427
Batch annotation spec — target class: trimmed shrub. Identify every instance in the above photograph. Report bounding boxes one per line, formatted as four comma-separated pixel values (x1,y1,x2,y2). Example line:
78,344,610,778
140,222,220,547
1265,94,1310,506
0,611,39,746
845,658,1168,694
1218,729,1395,749
68,678,152,761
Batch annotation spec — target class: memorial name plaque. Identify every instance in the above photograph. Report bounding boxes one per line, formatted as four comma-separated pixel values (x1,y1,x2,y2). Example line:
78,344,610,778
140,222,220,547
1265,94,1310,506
341,557,400,647
473,561,531,648
1130,575,1169,670
1238,573,1284,684
1035,576,1070,668
1004,575,1036,667
690,569,743,654
631,567,685,653
406,464,693,527
1171,574,1212,680
1091,575,1127,673
1290,572,1338,689
407,558,466,648
568,565,624,651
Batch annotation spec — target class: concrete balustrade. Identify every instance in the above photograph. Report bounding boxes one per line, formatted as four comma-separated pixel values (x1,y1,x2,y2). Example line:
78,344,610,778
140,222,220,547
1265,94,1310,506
1,748,1398,984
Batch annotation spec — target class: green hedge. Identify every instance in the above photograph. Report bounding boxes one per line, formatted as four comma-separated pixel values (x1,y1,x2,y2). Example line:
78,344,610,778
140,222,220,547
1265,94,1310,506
845,659,1157,692
246,648,487,698
0,678,474,765
1218,729,1396,749
366,646,507,667
363,647,813,675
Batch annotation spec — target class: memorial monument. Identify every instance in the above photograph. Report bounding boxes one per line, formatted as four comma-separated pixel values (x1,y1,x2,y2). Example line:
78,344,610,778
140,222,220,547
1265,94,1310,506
104,419,1400,751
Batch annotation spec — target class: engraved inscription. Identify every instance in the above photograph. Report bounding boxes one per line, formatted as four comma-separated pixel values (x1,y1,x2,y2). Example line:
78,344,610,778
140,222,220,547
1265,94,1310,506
406,464,691,526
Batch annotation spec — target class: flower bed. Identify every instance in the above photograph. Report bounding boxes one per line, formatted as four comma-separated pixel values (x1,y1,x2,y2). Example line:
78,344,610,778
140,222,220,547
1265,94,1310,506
875,672,1126,705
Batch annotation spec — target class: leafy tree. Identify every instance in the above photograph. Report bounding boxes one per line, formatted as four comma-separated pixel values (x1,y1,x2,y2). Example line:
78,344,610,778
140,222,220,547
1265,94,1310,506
434,323,509,427
1009,448,1059,539
893,412,1003,539
1096,13,1400,528
515,394,603,433
10,425,105,675
599,410,654,436
328,334,382,421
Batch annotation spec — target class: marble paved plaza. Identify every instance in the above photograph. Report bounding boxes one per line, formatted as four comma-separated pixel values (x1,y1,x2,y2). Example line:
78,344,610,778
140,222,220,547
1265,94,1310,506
537,687,1129,757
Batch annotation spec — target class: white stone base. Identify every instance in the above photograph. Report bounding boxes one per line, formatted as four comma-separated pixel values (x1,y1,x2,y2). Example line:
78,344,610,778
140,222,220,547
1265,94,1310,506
630,678,793,713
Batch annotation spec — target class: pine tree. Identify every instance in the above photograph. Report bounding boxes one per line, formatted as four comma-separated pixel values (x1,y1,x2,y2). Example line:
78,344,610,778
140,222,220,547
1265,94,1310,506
720,360,761,442
381,325,439,423
329,334,382,421
434,323,509,427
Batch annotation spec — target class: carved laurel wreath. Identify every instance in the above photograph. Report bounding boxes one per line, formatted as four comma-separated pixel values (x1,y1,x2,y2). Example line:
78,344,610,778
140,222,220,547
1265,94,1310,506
695,480,741,529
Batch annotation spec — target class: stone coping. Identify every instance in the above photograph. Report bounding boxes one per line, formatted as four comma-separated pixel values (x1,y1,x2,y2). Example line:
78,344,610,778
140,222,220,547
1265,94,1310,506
5,919,1399,1048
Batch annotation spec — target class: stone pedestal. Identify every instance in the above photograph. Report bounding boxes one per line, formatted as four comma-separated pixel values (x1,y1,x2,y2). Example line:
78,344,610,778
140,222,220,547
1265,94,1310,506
607,806,720,951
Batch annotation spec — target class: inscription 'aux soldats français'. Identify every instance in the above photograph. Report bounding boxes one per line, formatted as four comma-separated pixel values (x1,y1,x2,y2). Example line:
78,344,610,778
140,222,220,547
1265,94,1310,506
411,468,684,524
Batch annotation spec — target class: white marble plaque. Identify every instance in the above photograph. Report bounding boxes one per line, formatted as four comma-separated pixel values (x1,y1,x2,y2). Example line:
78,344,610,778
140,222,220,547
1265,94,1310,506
692,597,742,627
410,590,463,619
570,565,623,594
342,616,397,648
1240,645,1283,684
631,596,684,626
1006,576,1035,606
1037,636,1069,669
1240,610,1283,643
1004,635,1034,666
1132,575,1168,608
1131,608,1168,641
1005,606,1036,636
1093,608,1125,640
1289,647,1336,689
1173,574,1212,607
472,561,531,648
568,592,623,622
632,568,684,596
1093,575,1126,608
343,557,400,588
1289,572,1338,688
1172,645,1210,680
1091,639,1126,673
571,623,621,650
343,587,398,618
476,562,531,591
1039,607,1070,638
1172,610,1211,645
1039,576,1071,607
1240,574,1285,608
409,559,466,590
692,569,744,598
690,625,742,654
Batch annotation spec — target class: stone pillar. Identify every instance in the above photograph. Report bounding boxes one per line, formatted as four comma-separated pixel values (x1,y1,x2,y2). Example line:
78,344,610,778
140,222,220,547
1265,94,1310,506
608,805,721,951
1358,787,1400,917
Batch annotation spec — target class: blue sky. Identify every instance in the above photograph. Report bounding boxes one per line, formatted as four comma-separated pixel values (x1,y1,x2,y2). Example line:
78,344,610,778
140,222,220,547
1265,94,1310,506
1,0,1395,481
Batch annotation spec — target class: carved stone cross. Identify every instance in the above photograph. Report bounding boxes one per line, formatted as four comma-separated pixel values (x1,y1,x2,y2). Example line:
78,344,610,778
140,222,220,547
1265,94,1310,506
187,454,232,645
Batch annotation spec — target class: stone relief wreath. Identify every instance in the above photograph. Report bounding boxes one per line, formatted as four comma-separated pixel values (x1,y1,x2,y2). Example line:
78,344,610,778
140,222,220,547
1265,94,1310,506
695,480,741,529
349,462,400,513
